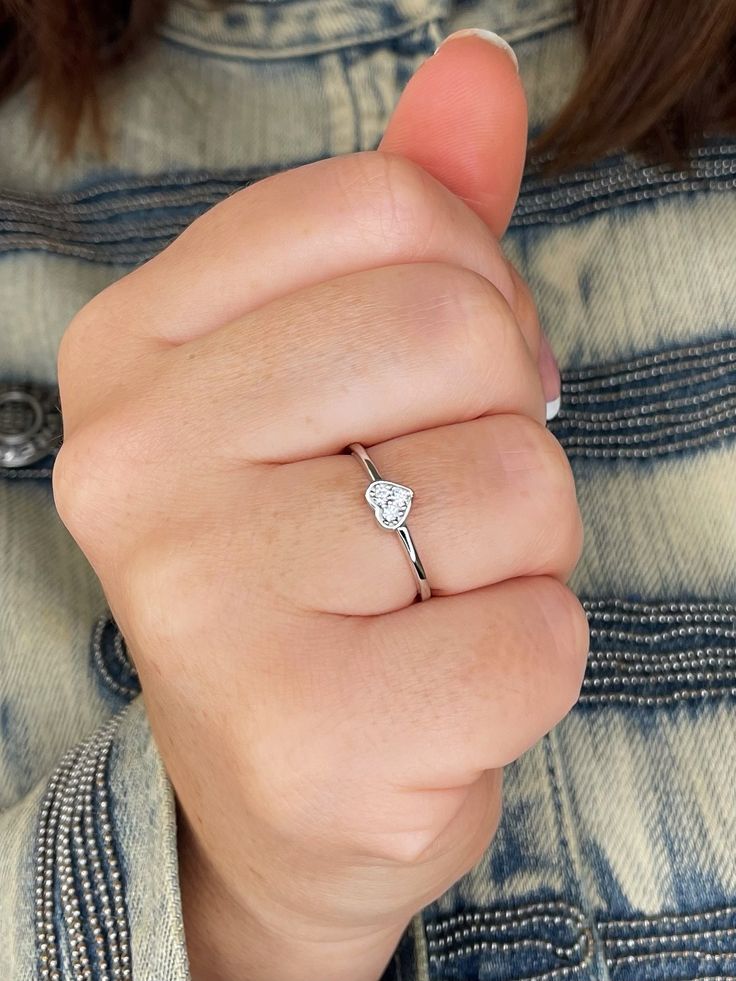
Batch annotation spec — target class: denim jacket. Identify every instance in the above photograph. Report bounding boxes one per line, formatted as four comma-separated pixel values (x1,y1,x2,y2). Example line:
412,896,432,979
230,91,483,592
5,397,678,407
1,1,735,979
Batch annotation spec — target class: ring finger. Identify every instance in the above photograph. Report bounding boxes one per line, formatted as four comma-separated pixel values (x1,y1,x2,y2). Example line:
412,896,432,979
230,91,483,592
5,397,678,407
260,412,583,615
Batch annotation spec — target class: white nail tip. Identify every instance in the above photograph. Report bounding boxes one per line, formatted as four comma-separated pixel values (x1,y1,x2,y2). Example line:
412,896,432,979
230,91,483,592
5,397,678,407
434,29,519,72
546,396,561,422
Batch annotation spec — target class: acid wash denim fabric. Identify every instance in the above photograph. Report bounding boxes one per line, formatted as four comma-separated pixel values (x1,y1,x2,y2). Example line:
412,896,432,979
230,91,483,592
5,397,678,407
1,0,735,978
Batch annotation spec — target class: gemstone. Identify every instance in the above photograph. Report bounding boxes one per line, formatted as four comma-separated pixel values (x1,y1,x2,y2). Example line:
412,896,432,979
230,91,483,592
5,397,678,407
365,480,413,530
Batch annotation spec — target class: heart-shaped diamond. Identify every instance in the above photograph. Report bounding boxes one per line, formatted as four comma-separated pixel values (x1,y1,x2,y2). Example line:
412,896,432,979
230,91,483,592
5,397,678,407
365,480,414,530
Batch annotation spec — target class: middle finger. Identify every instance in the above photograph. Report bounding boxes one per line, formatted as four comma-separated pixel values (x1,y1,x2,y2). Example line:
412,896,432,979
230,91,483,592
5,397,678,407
162,261,546,464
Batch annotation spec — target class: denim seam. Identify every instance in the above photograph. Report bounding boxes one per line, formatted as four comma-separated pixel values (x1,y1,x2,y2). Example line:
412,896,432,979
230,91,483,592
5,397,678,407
425,902,736,974
545,733,608,981
429,903,586,928
411,905,431,981
428,948,591,979
336,48,363,154
428,935,588,958
1,170,264,205
157,15,445,61
153,719,192,978
517,142,736,226
394,947,402,981
504,12,576,46
428,955,590,977
0,466,53,478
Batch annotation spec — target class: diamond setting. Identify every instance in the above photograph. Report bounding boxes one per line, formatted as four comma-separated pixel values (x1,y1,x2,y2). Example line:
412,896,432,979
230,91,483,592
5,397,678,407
365,480,413,530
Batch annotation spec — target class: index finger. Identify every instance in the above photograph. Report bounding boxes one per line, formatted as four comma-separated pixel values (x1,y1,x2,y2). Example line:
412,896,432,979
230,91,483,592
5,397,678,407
72,152,523,359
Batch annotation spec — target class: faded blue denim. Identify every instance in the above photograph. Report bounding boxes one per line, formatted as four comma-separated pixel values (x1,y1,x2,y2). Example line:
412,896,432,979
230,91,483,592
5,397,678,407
0,0,735,979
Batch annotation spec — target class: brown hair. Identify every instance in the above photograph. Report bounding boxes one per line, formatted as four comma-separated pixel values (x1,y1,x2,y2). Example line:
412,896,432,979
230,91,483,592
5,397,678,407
533,0,736,170
0,0,167,157
0,0,734,167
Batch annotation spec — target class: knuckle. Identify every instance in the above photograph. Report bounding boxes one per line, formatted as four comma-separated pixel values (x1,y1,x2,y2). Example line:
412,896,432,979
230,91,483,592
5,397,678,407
460,303,525,418
52,403,159,552
534,431,583,572
60,288,114,355
442,264,513,338
52,426,112,544
56,322,77,383
417,265,517,399
120,538,197,652
535,578,590,713
356,783,488,867
334,152,439,257
461,774,503,871
527,416,575,490
497,415,581,570
57,287,128,423
370,828,443,867
504,259,541,351
56,307,94,392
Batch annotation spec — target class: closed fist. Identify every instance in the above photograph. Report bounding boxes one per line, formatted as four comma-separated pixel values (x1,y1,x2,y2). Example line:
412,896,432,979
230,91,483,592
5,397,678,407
53,34,588,981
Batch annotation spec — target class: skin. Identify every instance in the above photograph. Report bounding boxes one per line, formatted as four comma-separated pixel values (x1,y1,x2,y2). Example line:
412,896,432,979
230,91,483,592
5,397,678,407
52,35,587,981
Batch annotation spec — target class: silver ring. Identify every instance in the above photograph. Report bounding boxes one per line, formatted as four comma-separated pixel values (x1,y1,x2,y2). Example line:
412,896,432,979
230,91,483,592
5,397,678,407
347,442,431,602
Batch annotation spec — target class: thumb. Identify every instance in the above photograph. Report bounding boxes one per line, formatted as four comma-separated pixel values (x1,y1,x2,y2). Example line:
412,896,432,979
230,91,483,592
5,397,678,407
379,29,527,239
379,31,562,418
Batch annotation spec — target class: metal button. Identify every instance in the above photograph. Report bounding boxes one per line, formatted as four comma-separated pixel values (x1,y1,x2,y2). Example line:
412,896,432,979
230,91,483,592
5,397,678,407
0,383,62,468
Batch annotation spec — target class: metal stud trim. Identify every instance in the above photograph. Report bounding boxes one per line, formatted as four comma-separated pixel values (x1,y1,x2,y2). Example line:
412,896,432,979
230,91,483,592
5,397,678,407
425,901,591,976
0,171,262,264
549,335,736,459
514,141,736,226
579,598,736,706
34,713,132,981
0,140,734,264
91,616,140,702
426,902,736,978
605,926,736,950
601,905,736,929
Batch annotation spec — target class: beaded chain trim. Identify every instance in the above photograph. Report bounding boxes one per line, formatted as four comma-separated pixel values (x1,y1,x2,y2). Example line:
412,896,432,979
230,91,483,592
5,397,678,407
514,142,736,227
580,598,736,706
425,902,736,977
0,140,733,263
34,713,132,981
426,901,591,976
32,599,735,980
548,336,736,459
91,616,140,702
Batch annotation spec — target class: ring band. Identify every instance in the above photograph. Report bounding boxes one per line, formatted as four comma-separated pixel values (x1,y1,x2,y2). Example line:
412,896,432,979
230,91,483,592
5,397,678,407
347,442,431,602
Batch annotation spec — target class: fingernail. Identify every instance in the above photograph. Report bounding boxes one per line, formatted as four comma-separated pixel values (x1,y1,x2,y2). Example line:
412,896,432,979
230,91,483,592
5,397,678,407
434,29,519,73
538,332,562,421
545,395,561,422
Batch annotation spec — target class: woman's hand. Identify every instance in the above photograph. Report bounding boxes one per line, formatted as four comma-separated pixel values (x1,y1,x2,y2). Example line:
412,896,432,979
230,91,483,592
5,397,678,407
53,36,587,981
